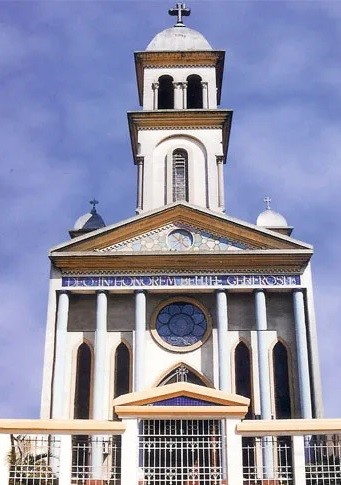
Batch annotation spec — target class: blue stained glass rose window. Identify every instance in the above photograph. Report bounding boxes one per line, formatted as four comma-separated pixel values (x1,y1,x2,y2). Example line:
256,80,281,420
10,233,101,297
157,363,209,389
156,302,207,347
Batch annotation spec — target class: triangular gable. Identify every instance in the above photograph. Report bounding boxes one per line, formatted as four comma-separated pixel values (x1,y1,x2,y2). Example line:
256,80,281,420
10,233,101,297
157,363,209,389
96,221,251,253
51,203,312,254
113,382,249,407
113,382,250,419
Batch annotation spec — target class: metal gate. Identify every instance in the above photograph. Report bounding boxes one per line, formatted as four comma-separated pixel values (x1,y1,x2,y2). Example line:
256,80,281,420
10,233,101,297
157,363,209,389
139,419,225,484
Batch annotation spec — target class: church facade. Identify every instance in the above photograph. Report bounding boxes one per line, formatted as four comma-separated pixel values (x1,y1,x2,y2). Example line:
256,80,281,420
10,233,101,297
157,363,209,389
39,4,323,484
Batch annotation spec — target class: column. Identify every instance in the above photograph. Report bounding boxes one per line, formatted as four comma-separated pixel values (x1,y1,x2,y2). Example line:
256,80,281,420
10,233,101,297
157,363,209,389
201,81,209,108
58,435,72,485
0,435,10,485
292,435,306,484
52,291,69,419
293,289,312,419
254,290,271,420
173,82,183,109
92,291,108,479
152,82,159,110
216,290,230,392
182,81,188,109
225,419,244,485
136,156,144,213
134,290,146,391
93,290,108,419
121,419,139,485
254,289,273,479
216,156,225,211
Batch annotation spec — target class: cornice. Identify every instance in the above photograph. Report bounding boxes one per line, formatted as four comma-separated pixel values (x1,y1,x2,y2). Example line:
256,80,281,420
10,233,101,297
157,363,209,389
134,50,225,106
50,250,312,273
128,109,233,164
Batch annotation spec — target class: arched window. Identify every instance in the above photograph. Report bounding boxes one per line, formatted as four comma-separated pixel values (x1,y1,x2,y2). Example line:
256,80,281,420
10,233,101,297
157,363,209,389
187,75,203,109
158,75,174,109
235,341,253,418
172,149,188,202
273,341,292,419
114,342,130,398
74,343,91,419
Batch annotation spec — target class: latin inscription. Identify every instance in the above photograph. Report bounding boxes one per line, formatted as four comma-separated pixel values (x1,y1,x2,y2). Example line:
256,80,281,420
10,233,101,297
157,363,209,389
62,274,301,288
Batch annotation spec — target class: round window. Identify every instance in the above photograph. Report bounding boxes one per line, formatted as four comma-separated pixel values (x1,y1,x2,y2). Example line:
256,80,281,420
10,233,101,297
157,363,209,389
152,299,210,352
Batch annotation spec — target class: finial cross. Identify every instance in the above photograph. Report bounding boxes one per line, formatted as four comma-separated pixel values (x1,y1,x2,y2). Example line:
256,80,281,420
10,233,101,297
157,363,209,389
90,198,99,212
264,196,271,210
169,2,191,25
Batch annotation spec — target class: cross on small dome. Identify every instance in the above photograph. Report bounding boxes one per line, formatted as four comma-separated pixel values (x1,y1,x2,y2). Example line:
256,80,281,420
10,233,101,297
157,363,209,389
90,198,99,213
264,196,271,210
169,2,191,26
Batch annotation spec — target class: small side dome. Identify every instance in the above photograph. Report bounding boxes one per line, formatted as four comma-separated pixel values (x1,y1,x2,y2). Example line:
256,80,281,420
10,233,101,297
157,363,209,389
69,199,106,239
257,209,288,228
256,197,293,236
146,26,212,52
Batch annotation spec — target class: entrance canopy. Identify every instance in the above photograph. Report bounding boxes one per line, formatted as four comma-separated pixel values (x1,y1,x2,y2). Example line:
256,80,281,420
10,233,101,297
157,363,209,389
113,382,250,419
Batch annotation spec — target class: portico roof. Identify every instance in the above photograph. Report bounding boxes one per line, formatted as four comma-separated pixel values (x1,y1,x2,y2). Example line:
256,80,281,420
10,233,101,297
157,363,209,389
50,203,313,274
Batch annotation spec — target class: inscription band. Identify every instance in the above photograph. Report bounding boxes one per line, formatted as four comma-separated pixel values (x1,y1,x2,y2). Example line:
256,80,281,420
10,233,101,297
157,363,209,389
62,274,300,288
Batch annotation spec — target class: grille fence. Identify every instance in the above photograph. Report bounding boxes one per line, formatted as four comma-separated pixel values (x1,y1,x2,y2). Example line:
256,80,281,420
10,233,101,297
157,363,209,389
139,419,226,485
305,435,341,484
71,435,121,484
242,436,293,484
8,435,60,484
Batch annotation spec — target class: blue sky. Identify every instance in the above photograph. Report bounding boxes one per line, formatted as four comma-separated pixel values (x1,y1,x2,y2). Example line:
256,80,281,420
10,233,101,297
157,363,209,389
0,0,340,418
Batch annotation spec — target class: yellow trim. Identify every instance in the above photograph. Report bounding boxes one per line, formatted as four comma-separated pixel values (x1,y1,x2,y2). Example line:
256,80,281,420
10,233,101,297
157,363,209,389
237,419,341,436
115,405,248,419
0,419,125,435
150,297,212,353
113,382,249,407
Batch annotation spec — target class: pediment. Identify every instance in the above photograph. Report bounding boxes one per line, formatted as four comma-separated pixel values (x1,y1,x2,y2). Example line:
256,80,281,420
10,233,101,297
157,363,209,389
95,221,252,253
50,204,312,273
51,204,311,253
113,382,250,419
113,382,249,407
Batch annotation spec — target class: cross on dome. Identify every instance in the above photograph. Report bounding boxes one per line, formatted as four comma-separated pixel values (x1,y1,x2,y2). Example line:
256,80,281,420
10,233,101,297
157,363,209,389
90,198,99,213
168,2,191,26
264,196,271,210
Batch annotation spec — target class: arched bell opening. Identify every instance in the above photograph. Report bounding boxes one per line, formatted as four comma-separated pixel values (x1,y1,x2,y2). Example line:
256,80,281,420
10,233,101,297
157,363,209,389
158,75,174,109
187,74,203,109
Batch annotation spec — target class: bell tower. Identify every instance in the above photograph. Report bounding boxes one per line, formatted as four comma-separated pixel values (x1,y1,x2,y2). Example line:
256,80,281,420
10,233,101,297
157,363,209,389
130,5,232,214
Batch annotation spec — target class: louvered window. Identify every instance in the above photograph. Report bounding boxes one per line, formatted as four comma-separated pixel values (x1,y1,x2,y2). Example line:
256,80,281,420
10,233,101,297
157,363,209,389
172,149,188,202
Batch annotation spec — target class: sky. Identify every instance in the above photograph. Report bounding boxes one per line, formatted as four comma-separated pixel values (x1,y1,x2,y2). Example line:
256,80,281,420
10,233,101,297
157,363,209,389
0,0,340,419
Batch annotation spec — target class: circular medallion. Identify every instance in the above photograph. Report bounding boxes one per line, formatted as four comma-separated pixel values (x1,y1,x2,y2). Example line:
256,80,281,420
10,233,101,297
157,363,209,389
153,300,210,351
167,229,193,251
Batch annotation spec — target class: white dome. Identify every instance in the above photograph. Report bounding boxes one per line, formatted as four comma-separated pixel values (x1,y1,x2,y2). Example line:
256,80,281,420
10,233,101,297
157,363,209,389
257,209,288,228
74,212,92,230
146,26,212,51
73,210,105,231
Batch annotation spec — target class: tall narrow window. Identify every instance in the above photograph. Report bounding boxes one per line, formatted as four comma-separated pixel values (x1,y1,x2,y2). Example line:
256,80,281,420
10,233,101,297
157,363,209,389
74,343,91,419
172,149,188,202
235,341,253,419
187,74,203,109
114,343,130,398
273,341,292,418
158,75,174,109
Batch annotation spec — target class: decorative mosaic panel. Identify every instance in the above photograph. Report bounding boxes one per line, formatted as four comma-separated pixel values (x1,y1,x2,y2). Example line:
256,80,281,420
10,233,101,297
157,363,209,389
152,396,218,406
97,223,254,252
